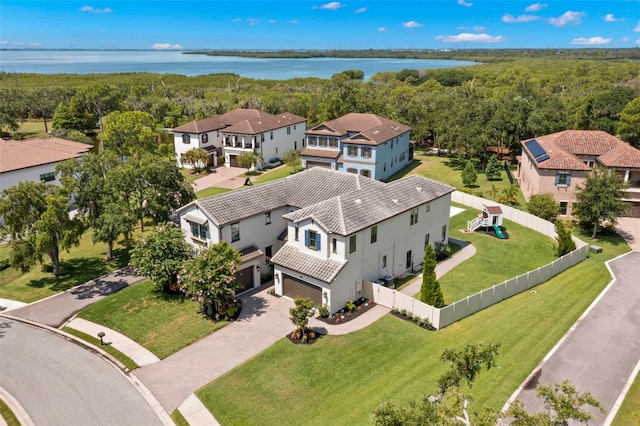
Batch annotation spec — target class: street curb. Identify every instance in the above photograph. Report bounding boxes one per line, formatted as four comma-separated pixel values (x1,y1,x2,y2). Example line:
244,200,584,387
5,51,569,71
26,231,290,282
500,249,636,416
0,386,35,426
0,314,173,426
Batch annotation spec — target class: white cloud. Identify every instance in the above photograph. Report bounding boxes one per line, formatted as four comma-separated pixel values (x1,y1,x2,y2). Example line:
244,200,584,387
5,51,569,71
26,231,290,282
635,22,640,32
622,36,630,42
355,7,367,14
80,6,112,13
269,19,277,24
312,2,345,10
151,43,184,50
232,18,242,23
473,25,485,32
435,33,505,43
549,11,585,27
247,18,262,26
525,2,547,12
0,40,8,45
636,38,640,45
403,21,424,29
378,27,388,32
604,14,623,22
456,25,485,31
571,36,612,45
289,19,299,24
457,0,473,7
502,14,540,23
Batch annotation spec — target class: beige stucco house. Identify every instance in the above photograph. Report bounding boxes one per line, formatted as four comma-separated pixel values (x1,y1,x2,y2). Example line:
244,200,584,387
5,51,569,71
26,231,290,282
517,130,640,218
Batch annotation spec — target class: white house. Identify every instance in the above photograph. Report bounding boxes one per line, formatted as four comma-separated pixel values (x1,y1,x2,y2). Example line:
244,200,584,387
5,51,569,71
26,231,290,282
0,137,93,193
177,167,454,312
172,109,306,169
301,113,413,181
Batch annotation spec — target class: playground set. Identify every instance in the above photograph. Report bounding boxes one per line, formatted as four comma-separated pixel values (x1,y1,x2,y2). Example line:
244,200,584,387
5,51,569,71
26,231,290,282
467,204,507,239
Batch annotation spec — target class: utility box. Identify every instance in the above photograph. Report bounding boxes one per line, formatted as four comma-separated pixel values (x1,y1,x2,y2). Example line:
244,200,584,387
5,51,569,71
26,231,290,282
589,245,603,254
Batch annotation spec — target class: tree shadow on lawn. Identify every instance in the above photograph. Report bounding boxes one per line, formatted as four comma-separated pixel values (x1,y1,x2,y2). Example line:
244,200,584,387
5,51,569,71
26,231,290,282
443,158,466,171
387,159,421,181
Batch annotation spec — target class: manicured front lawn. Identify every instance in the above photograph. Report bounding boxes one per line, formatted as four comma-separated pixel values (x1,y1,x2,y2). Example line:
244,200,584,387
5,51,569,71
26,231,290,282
250,163,299,185
62,327,139,371
438,207,556,303
196,186,233,199
0,231,132,303
77,280,228,359
196,233,628,425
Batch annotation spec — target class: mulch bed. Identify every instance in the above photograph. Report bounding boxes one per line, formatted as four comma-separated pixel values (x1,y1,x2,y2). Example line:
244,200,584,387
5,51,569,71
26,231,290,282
315,298,376,326
390,310,435,330
287,327,325,345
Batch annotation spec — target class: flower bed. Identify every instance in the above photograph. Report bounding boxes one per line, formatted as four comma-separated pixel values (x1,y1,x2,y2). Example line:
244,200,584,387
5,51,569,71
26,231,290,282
315,297,376,325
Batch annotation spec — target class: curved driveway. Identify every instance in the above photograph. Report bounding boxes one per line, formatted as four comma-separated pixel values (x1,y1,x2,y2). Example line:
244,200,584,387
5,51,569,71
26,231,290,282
513,251,640,424
0,319,163,426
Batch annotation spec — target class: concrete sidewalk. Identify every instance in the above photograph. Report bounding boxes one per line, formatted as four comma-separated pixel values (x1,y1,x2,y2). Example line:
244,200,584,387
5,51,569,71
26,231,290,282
9,266,145,327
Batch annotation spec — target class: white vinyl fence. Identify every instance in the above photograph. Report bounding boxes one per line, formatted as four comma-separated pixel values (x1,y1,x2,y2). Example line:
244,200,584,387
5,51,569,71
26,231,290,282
363,191,588,329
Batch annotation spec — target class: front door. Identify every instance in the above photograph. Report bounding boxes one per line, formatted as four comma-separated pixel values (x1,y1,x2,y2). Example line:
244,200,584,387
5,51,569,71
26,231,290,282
406,250,412,270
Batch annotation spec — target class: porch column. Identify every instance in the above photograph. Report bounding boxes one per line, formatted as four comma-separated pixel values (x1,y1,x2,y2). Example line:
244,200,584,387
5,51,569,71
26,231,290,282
624,169,630,183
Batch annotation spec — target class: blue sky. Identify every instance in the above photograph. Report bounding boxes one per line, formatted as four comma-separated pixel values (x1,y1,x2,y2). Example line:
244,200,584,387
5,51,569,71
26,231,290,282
1,1,639,50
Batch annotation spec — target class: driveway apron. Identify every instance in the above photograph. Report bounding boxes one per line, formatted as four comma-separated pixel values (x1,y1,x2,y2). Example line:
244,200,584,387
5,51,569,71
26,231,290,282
135,288,294,412
514,251,640,424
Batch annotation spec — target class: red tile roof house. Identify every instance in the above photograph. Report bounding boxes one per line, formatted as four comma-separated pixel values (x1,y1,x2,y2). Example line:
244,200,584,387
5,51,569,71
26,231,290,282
301,113,413,181
0,137,93,193
171,109,306,169
517,130,640,218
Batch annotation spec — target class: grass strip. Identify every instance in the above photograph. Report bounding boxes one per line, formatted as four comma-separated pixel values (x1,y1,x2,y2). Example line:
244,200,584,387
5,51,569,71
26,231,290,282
0,398,20,426
62,327,139,371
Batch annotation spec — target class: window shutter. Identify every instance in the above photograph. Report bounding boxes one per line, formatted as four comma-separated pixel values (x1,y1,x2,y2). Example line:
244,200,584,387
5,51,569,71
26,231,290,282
305,230,310,247
566,174,571,186
316,235,321,251
554,174,560,185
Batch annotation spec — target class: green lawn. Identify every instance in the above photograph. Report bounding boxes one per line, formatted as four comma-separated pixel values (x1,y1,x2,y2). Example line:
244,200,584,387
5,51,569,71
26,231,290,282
437,208,556,303
195,164,299,199
0,231,133,303
390,151,527,207
180,168,207,184
196,186,233,199
197,230,628,425
77,280,228,359
613,373,640,426
7,119,48,140
0,398,20,426
62,327,139,371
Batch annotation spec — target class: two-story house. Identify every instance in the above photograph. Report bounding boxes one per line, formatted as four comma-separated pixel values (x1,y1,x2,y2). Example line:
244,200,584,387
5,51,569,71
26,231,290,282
172,109,306,169
177,167,454,312
517,130,640,217
301,113,413,181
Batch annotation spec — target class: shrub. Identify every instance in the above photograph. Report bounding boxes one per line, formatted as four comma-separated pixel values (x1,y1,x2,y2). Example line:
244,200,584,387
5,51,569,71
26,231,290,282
317,304,330,318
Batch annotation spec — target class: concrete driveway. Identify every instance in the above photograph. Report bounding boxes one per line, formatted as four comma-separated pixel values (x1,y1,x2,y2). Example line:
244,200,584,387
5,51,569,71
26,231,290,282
191,166,247,191
512,251,640,424
136,286,294,412
0,319,164,426
615,217,640,251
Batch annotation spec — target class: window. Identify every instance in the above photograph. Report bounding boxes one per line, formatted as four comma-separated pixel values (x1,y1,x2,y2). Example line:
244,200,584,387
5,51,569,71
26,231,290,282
294,141,297,150
39,172,56,182
424,233,430,249
360,169,371,178
305,230,320,251
190,222,208,240
410,208,419,226
261,133,265,142
441,224,447,241
391,139,394,148
329,138,338,148
231,222,240,242
555,172,571,187
425,202,430,212
202,133,208,144
399,152,405,162
265,212,271,225
361,147,371,158
347,146,358,157
559,201,568,216
287,126,291,135
382,255,387,268
265,245,272,258
383,162,386,172
319,137,327,147
347,168,357,174
182,134,190,144
295,227,299,241
332,238,337,253
390,158,394,167
270,131,273,140
308,136,316,147
371,226,377,244
349,235,357,253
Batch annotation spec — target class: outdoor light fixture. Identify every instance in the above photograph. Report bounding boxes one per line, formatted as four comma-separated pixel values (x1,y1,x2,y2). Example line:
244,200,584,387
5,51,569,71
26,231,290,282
256,266,261,273
97,331,106,345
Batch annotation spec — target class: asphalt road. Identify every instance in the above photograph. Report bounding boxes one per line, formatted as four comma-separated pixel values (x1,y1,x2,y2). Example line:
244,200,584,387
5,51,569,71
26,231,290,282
0,319,163,426
515,251,640,424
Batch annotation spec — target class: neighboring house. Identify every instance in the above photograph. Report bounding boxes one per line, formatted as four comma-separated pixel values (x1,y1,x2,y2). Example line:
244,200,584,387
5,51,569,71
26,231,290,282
177,167,454,312
172,109,306,169
517,130,640,218
0,137,93,193
301,113,413,181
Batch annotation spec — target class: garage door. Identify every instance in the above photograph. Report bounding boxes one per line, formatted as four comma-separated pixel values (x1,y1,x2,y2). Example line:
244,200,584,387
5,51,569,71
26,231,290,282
229,155,240,168
283,275,322,305
306,161,331,169
235,266,254,293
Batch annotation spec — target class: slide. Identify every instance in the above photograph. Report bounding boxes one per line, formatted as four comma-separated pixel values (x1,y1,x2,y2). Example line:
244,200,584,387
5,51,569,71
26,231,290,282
493,224,506,239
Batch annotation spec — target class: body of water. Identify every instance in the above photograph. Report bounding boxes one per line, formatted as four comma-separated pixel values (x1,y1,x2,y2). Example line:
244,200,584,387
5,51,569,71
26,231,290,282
0,50,477,80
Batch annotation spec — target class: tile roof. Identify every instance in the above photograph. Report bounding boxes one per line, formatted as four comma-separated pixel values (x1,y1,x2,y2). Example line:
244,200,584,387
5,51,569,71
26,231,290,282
239,245,263,263
179,167,381,226
0,137,93,173
300,148,341,159
172,109,306,135
520,130,638,171
283,174,455,236
269,244,347,283
306,113,411,146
